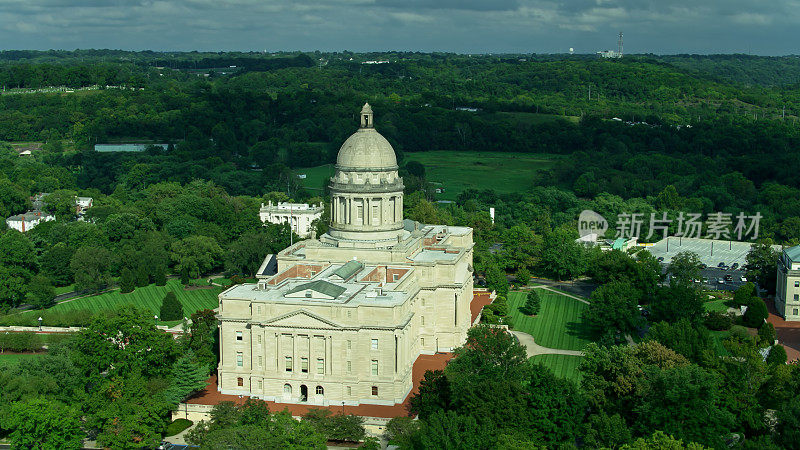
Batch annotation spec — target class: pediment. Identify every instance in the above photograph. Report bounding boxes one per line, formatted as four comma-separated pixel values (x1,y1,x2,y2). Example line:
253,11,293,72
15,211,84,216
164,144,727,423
263,309,343,329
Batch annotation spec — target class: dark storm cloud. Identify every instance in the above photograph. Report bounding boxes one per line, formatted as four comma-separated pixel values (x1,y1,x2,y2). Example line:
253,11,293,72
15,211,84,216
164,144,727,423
0,0,796,54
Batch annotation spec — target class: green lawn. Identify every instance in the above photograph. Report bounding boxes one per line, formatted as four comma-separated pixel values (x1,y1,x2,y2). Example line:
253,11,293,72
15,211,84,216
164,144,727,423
508,290,594,351
0,353,43,367
22,279,221,324
54,284,75,295
293,163,335,194
404,151,559,200
704,299,731,313
531,354,584,383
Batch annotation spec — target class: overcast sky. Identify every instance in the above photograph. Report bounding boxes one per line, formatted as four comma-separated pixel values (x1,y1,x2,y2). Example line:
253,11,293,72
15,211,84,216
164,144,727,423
0,0,797,55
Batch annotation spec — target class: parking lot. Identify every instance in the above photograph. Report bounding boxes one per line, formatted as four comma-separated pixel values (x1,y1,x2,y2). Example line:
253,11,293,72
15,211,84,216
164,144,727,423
645,237,769,291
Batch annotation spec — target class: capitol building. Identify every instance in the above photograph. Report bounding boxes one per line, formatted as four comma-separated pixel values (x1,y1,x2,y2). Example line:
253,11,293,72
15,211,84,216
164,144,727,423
216,104,474,406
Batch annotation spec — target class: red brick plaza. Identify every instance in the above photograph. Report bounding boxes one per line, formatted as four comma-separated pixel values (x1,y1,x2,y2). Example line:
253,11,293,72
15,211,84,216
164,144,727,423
768,301,800,362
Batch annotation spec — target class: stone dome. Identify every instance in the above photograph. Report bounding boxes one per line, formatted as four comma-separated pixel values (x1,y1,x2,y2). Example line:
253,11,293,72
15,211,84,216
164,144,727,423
335,103,398,170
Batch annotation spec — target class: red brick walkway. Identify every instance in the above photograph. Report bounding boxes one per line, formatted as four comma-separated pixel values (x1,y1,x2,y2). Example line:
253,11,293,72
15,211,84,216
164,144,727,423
186,353,452,418
767,301,800,362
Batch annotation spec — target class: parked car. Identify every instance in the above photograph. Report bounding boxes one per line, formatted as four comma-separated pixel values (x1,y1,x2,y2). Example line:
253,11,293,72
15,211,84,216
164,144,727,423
718,277,725,283
700,264,708,269
740,276,747,282
718,262,726,268
702,277,710,283
731,262,739,270
657,256,664,262
725,274,733,282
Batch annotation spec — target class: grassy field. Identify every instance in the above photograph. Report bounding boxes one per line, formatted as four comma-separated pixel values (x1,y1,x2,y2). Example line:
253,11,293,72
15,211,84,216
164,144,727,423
0,353,43,367
21,279,222,325
704,299,731,313
508,290,594,351
531,354,584,382
404,151,558,200
293,164,335,194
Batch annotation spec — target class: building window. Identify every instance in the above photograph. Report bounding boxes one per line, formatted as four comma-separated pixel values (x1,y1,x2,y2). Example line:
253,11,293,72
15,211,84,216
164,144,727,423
284,384,292,396
236,331,243,341
317,358,325,374
236,352,243,367
237,377,244,387
371,386,378,396
305,290,312,298
422,298,426,306
393,273,399,282
316,385,324,395
301,357,309,373
347,310,352,318
258,356,263,367
421,338,425,346
795,281,799,288
347,386,352,396
257,305,262,314
258,380,263,389
794,308,799,316
421,316,425,326
371,339,378,350
285,357,293,372
347,340,351,350
347,361,352,373
795,294,799,301
371,360,378,376
257,335,262,344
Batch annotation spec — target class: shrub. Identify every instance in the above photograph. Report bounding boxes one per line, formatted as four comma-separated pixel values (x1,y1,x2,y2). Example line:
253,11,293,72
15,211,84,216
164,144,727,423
28,275,56,309
119,267,135,294
758,322,777,345
153,266,167,286
302,409,366,442
180,269,189,285
516,267,531,286
135,264,150,287
705,311,732,331
520,290,541,316
728,325,752,342
766,345,787,366
165,419,193,437
160,292,184,321
0,332,40,352
384,417,419,445
743,299,768,328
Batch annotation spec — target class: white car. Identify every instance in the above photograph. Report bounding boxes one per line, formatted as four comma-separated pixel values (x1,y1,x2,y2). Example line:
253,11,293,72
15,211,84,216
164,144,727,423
740,276,747,282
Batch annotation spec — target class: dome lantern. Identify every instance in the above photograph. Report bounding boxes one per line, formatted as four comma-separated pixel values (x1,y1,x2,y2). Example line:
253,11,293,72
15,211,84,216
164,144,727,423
360,103,374,128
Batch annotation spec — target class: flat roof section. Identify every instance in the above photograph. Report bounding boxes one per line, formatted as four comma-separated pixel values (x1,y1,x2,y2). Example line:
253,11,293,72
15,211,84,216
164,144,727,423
646,237,780,267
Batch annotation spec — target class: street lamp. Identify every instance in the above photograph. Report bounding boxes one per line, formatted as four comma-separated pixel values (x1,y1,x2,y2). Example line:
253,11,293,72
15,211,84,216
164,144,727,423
38,316,42,331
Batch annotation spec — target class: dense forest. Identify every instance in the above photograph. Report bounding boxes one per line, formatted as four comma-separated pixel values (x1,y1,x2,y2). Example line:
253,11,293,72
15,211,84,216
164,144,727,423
1,51,800,448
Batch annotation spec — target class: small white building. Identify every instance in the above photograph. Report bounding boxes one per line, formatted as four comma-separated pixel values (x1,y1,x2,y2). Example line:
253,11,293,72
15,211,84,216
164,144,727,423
259,202,324,238
5,211,55,232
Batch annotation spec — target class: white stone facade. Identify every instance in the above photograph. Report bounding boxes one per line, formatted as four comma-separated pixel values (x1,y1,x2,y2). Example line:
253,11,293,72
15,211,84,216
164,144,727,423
217,104,474,407
777,245,800,321
259,202,323,238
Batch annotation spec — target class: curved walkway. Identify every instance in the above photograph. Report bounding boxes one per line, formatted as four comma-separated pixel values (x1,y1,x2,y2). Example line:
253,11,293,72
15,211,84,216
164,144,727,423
531,285,590,305
511,330,583,357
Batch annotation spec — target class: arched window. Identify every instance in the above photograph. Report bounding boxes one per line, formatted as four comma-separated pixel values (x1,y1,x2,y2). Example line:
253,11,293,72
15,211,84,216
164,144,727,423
316,385,324,395
283,384,292,396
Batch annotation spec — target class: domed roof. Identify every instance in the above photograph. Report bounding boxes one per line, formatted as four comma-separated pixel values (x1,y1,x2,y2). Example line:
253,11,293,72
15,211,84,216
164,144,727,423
336,103,398,170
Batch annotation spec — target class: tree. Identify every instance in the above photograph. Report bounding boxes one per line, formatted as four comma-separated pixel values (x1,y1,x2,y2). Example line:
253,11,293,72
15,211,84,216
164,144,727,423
484,260,509,296
39,242,75,286
302,409,366,442
537,225,587,280
0,179,30,218
743,298,768,328
414,410,492,449
1,398,84,450
516,266,531,286
583,412,632,449
171,235,224,279
0,264,29,307
647,319,713,363
766,345,787,367
165,351,209,406
119,267,135,293
745,239,780,294
160,291,183,321
409,369,451,419
776,396,800,449
0,230,37,274
28,274,56,309
621,431,706,450
648,284,704,324
188,309,219,371
43,190,79,221
667,251,703,287
71,307,179,380
758,322,777,345
520,289,541,315
225,227,289,277
70,246,113,293
153,264,167,286
134,264,150,287
584,280,643,339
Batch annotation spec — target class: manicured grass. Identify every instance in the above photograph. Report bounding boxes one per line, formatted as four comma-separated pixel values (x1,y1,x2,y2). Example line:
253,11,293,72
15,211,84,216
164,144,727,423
21,279,221,323
0,353,43,367
531,354,584,382
405,151,559,200
508,290,594,351
704,299,731,313
165,418,194,437
293,163,335,194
